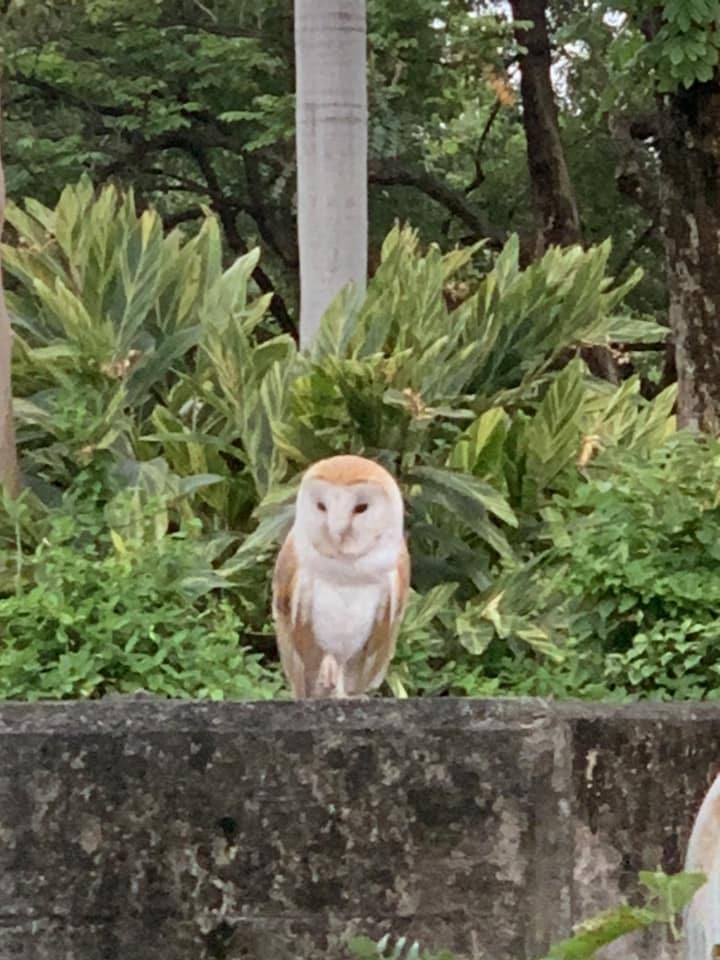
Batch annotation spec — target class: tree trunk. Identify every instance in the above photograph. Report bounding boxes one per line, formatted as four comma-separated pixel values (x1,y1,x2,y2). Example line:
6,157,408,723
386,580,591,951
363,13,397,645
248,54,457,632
510,0,622,383
0,101,20,497
658,81,720,432
510,0,581,250
295,0,368,349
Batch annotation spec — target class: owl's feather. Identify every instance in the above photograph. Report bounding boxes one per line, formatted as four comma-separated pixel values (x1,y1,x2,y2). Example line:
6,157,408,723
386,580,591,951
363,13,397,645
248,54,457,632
684,774,720,955
306,454,400,489
272,530,410,698
272,533,322,698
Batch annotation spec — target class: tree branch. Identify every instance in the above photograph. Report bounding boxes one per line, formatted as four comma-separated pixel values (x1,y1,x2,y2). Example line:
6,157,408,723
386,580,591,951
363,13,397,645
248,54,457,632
441,96,504,238
614,218,659,278
243,155,298,267
137,136,300,269
369,158,505,248
613,340,668,352
609,111,662,220
13,71,127,117
176,143,296,339
12,74,242,155
163,208,205,229
465,98,503,195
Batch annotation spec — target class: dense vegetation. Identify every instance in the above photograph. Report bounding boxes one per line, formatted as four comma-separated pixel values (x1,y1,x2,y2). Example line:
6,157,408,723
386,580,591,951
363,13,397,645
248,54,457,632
0,179,703,701
2,0,666,320
2,1,720,702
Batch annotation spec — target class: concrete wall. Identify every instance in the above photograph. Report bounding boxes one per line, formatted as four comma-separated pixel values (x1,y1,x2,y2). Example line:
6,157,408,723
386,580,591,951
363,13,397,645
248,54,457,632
0,698,717,960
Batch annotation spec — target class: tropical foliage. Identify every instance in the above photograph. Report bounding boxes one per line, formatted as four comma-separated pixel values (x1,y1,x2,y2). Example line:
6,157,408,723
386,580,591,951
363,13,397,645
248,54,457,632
2,179,705,701
0,0,668,320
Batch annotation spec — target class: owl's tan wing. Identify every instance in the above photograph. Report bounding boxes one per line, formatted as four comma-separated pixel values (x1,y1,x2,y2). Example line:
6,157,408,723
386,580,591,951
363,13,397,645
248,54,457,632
346,540,411,695
272,532,324,698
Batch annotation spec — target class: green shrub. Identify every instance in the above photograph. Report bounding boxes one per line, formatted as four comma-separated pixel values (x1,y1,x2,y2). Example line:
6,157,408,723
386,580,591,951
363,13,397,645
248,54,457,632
537,436,720,700
445,434,720,703
0,475,281,701
2,178,689,701
375,432,720,702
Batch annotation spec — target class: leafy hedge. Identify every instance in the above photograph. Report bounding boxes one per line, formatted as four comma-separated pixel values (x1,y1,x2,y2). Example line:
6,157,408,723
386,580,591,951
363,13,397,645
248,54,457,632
3,177,712,702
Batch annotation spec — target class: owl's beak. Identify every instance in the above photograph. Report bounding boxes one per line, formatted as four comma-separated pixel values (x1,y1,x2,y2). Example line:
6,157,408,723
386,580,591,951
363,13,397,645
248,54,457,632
329,530,351,550
327,515,351,548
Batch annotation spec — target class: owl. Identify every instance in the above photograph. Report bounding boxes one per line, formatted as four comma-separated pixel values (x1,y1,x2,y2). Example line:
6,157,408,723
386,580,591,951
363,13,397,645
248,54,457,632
272,454,410,698
684,773,720,957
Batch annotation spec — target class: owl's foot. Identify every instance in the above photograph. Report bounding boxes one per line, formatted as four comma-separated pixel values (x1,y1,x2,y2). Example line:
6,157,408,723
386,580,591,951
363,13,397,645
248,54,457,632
317,654,339,695
315,654,352,698
333,664,348,699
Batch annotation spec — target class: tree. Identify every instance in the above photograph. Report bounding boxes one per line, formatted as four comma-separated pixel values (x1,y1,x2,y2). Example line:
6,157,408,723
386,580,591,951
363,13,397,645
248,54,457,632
658,85,720,431
2,0,519,332
294,0,368,347
655,51,720,430
511,0,623,381
0,0,663,331
510,0,582,251
0,96,20,497
615,0,720,430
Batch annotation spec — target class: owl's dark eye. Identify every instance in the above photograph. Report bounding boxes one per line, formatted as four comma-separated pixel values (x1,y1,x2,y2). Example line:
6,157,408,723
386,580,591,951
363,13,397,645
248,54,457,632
353,502,369,515
317,501,327,512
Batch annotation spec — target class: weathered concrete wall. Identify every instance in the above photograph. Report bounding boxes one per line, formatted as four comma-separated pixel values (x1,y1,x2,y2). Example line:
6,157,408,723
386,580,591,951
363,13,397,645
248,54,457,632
0,698,716,960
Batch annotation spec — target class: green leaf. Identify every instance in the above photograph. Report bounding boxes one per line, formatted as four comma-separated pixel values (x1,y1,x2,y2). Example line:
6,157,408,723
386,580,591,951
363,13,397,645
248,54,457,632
409,465,517,527
448,407,507,472
539,905,657,960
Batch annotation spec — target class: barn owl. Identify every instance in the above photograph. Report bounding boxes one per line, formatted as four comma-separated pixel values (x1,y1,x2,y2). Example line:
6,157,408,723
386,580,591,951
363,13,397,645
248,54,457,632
272,454,410,698
684,773,720,959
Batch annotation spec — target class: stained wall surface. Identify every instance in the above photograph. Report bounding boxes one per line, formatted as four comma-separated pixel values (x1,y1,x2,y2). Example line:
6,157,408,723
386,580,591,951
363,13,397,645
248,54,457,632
0,698,716,960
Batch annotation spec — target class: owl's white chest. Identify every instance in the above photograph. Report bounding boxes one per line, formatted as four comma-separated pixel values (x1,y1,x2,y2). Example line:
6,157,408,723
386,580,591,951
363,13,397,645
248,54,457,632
306,576,387,662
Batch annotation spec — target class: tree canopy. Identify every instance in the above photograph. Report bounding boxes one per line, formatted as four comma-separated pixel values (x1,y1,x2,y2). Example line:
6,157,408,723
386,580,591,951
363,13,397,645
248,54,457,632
0,1,668,325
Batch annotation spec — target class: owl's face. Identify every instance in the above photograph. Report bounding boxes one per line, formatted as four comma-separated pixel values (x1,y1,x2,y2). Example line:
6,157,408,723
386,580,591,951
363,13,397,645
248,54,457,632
294,455,404,562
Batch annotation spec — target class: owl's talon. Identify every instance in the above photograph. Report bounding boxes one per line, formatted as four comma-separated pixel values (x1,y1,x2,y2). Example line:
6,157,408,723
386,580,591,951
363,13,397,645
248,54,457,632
317,653,339,693
333,664,348,699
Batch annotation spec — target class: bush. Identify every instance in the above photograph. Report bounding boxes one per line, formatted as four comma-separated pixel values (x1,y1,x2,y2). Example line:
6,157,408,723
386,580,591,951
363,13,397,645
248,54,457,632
537,436,720,700
437,434,720,703
1,177,691,701
0,472,281,700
